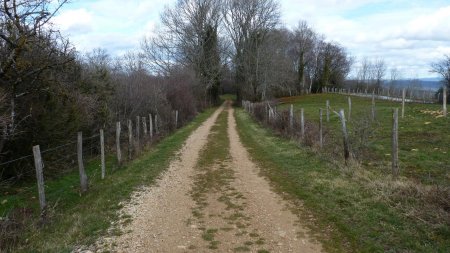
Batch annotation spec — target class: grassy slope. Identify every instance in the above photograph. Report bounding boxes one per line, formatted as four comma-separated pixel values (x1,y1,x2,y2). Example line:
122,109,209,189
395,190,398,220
2,108,215,252
278,94,450,186
235,108,449,253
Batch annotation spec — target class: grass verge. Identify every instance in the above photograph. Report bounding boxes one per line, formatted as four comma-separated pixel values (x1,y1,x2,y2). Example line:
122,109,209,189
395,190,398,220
1,108,216,252
220,94,237,103
235,108,449,253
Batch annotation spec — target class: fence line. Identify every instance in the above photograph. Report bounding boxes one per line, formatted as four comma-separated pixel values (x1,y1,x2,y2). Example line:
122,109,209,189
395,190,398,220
392,108,400,178
1,109,185,173
325,86,447,117
242,91,447,178
325,86,441,104
1,108,184,223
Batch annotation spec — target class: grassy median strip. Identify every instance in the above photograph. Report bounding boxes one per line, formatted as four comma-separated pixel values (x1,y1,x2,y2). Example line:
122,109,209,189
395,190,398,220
5,108,216,252
189,107,269,252
235,108,449,253
190,110,232,250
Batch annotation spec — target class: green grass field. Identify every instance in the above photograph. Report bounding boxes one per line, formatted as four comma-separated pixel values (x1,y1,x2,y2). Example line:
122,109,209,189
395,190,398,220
235,104,449,252
277,94,449,186
0,108,216,252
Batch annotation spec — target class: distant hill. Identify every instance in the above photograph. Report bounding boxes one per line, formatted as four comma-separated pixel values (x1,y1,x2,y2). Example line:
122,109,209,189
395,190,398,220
419,77,441,82
383,79,443,91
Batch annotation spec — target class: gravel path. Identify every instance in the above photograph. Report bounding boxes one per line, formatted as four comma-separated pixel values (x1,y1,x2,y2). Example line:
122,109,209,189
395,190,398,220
94,103,322,253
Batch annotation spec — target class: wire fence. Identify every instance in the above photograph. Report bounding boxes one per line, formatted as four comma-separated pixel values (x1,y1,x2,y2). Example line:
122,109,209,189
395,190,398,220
243,87,447,178
0,110,182,218
322,85,443,104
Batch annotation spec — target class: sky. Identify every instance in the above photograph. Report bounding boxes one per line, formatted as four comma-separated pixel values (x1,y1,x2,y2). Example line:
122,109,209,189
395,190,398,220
53,0,450,79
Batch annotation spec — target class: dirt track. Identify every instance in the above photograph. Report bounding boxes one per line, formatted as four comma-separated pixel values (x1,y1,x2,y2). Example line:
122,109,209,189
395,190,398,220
94,103,322,253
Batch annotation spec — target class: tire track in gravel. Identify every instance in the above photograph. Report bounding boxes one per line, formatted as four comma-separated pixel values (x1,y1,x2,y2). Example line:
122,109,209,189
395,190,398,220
226,105,322,253
94,105,224,253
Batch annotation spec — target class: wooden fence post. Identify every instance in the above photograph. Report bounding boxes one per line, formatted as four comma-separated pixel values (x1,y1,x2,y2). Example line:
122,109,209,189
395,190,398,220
272,108,275,123
149,114,153,139
372,92,376,121
32,145,46,214
175,110,179,129
265,103,269,123
289,104,294,131
401,88,406,118
143,117,147,136
444,86,447,117
326,100,330,122
136,116,140,151
319,108,323,148
128,119,132,160
348,96,352,121
271,108,275,124
77,132,88,192
100,129,105,179
116,122,122,165
392,108,399,178
155,114,159,135
338,110,350,162
300,108,305,140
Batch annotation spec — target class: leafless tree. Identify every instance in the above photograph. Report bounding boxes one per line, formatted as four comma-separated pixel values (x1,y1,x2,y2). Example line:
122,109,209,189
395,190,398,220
0,88,9,154
373,58,386,89
390,68,400,85
0,0,68,77
142,0,224,104
388,67,401,95
357,57,371,90
140,34,177,76
291,21,316,93
431,55,450,89
356,57,386,91
0,0,72,155
258,28,295,99
223,0,280,101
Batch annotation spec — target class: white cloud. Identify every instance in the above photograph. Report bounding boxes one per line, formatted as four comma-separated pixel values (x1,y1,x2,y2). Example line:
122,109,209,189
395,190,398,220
52,0,450,78
53,0,175,55
53,8,93,34
281,0,450,77
403,6,450,41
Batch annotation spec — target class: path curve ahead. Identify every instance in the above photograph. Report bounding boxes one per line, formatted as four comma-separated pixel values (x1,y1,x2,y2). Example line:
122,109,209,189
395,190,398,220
95,102,322,253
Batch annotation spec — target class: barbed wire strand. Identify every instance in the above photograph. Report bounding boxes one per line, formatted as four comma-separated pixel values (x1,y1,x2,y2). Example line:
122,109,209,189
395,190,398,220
0,154,33,166
41,141,77,154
